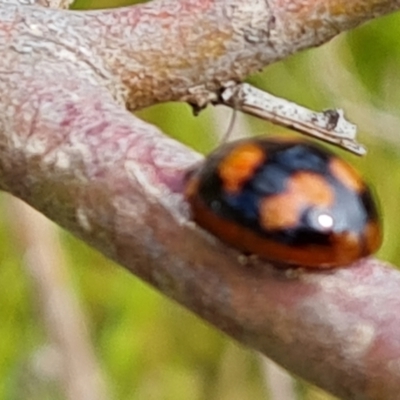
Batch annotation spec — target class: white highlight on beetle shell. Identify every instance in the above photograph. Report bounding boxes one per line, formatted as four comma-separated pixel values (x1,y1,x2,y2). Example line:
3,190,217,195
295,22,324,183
307,208,335,232
318,213,334,230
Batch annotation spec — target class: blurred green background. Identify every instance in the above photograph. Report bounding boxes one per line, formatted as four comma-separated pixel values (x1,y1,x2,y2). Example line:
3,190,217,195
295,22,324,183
1,1,400,399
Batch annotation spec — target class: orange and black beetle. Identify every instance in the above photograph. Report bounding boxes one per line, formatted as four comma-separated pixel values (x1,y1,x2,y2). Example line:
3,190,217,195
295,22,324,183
185,136,382,268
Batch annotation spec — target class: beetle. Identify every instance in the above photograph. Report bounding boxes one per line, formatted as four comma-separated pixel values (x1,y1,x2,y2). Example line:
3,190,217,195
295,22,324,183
185,136,382,268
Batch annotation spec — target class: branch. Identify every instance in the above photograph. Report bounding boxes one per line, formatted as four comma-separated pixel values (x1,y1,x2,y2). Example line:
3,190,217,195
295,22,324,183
1,1,400,399
3,0,73,7
96,0,400,109
2,0,399,109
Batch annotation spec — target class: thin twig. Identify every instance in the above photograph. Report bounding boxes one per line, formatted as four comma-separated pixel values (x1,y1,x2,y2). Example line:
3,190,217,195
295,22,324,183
220,82,365,155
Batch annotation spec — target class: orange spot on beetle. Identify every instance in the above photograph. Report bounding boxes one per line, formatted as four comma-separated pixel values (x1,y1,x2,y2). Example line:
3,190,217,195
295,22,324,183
330,157,364,192
218,143,265,193
260,171,334,231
